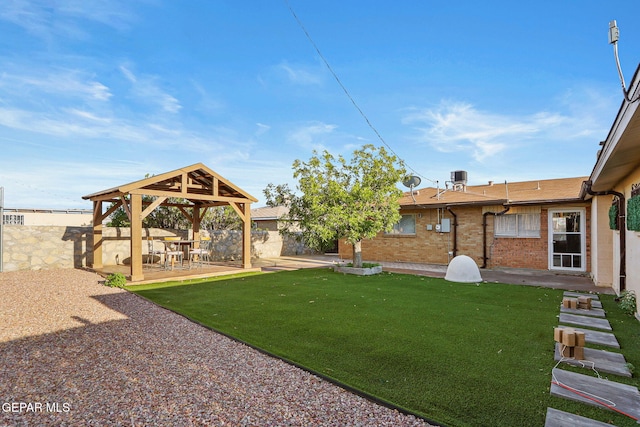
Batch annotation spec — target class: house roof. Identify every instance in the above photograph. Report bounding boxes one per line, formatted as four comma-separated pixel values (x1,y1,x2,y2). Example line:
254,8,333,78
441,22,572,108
399,176,588,208
251,205,289,220
82,163,257,206
587,64,640,193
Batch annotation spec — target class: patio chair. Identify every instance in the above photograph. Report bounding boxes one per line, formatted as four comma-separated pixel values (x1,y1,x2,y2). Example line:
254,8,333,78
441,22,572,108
189,237,211,268
163,237,184,270
146,237,165,266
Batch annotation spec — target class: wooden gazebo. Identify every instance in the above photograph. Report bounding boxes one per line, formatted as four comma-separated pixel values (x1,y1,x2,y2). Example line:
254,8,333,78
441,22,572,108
82,163,257,281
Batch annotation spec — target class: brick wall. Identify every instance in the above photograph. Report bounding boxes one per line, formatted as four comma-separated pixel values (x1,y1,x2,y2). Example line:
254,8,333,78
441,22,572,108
338,204,592,272
339,206,486,266
490,209,548,269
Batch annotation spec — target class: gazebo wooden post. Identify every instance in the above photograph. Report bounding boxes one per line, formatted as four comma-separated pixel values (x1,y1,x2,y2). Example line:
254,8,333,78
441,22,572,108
193,206,201,243
92,200,103,269
130,193,144,281
242,203,252,269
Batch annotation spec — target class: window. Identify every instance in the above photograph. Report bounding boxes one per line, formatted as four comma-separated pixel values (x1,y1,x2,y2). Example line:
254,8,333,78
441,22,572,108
495,213,540,238
386,214,416,235
3,214,24,225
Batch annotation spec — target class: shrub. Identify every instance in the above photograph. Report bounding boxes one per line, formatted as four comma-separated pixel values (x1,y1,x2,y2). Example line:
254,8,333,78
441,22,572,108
104,273,127,288
608,202,619,230
342,262,380,268
617,290,637,316
627,195,640,231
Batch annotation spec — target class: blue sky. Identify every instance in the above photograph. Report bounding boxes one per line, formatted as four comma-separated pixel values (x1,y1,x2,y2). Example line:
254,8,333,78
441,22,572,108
1,1,639,209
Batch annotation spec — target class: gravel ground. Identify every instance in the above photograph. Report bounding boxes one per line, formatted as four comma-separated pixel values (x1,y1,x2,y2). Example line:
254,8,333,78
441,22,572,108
0,269,433,427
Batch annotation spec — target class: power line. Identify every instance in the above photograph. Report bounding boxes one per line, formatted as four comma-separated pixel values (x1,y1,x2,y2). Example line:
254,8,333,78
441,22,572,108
284,0,436,184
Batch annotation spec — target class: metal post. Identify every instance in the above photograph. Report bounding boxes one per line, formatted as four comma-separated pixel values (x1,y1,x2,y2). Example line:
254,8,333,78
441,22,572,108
0,187,4,272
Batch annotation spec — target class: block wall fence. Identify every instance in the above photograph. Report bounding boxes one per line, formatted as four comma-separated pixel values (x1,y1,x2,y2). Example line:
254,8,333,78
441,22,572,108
1,226,316,272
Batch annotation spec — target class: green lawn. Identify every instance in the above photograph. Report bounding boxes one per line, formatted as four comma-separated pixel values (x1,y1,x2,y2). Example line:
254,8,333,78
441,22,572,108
129,269,640,427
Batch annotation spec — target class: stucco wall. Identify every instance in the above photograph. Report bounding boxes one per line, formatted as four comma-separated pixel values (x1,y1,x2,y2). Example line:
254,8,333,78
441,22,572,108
615,169,640,302
590,196,615,287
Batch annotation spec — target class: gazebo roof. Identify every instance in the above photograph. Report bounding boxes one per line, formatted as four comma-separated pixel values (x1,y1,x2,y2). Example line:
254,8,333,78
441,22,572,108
82,163,257,205
83,163,257,282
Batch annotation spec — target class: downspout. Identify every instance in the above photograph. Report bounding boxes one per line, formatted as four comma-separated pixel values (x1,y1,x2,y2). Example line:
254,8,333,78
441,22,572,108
482,205,510,269
446,206,458,258
584,181,626,292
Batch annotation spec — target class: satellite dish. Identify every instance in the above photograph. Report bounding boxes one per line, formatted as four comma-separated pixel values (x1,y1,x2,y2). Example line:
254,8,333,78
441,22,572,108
402,175,421,188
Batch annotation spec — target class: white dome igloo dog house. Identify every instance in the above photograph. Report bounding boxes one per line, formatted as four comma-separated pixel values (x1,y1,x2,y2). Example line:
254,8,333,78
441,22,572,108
445,255,482,283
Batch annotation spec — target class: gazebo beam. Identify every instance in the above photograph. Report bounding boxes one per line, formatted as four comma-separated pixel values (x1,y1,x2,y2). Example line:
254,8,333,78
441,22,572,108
102,200,123,222
177,206,193,222
141,196,166,220
120,195,131,221
129,188,247,204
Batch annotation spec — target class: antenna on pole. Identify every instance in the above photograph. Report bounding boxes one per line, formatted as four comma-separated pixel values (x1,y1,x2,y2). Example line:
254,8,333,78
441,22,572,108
609,20,639,103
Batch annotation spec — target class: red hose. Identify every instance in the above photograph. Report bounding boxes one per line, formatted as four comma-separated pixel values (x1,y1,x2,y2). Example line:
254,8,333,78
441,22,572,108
552,380,639,421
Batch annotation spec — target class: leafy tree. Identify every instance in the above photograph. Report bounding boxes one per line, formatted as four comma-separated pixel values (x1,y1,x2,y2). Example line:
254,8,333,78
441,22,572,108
106,196,242,230
264,144,406,268
202,206,243,230
144,198,191,229
106,195,188,229
107,205,131,227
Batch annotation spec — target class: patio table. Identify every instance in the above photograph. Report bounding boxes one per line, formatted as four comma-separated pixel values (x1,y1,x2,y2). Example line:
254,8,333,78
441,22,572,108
163,239,196,270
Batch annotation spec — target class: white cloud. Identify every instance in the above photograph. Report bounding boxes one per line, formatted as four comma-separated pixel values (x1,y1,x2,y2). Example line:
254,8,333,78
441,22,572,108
0,0,136,40
119,65,182,113
67,108,112,123
402,94,613,163
191,80,225,113
0,158,149,209
287,122,337,150
255,122,271,136
277,61,324,85
0,69,112,101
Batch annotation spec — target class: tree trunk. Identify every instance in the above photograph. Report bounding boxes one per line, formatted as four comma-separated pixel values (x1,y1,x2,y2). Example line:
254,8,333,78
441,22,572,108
352,240,363,268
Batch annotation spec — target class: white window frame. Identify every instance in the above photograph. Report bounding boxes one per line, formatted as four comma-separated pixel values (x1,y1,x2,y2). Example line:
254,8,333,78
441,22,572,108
494,213,540,238
548,208,586,272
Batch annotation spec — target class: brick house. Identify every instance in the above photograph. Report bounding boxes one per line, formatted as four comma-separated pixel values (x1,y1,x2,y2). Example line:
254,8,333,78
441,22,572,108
338,174,591,273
